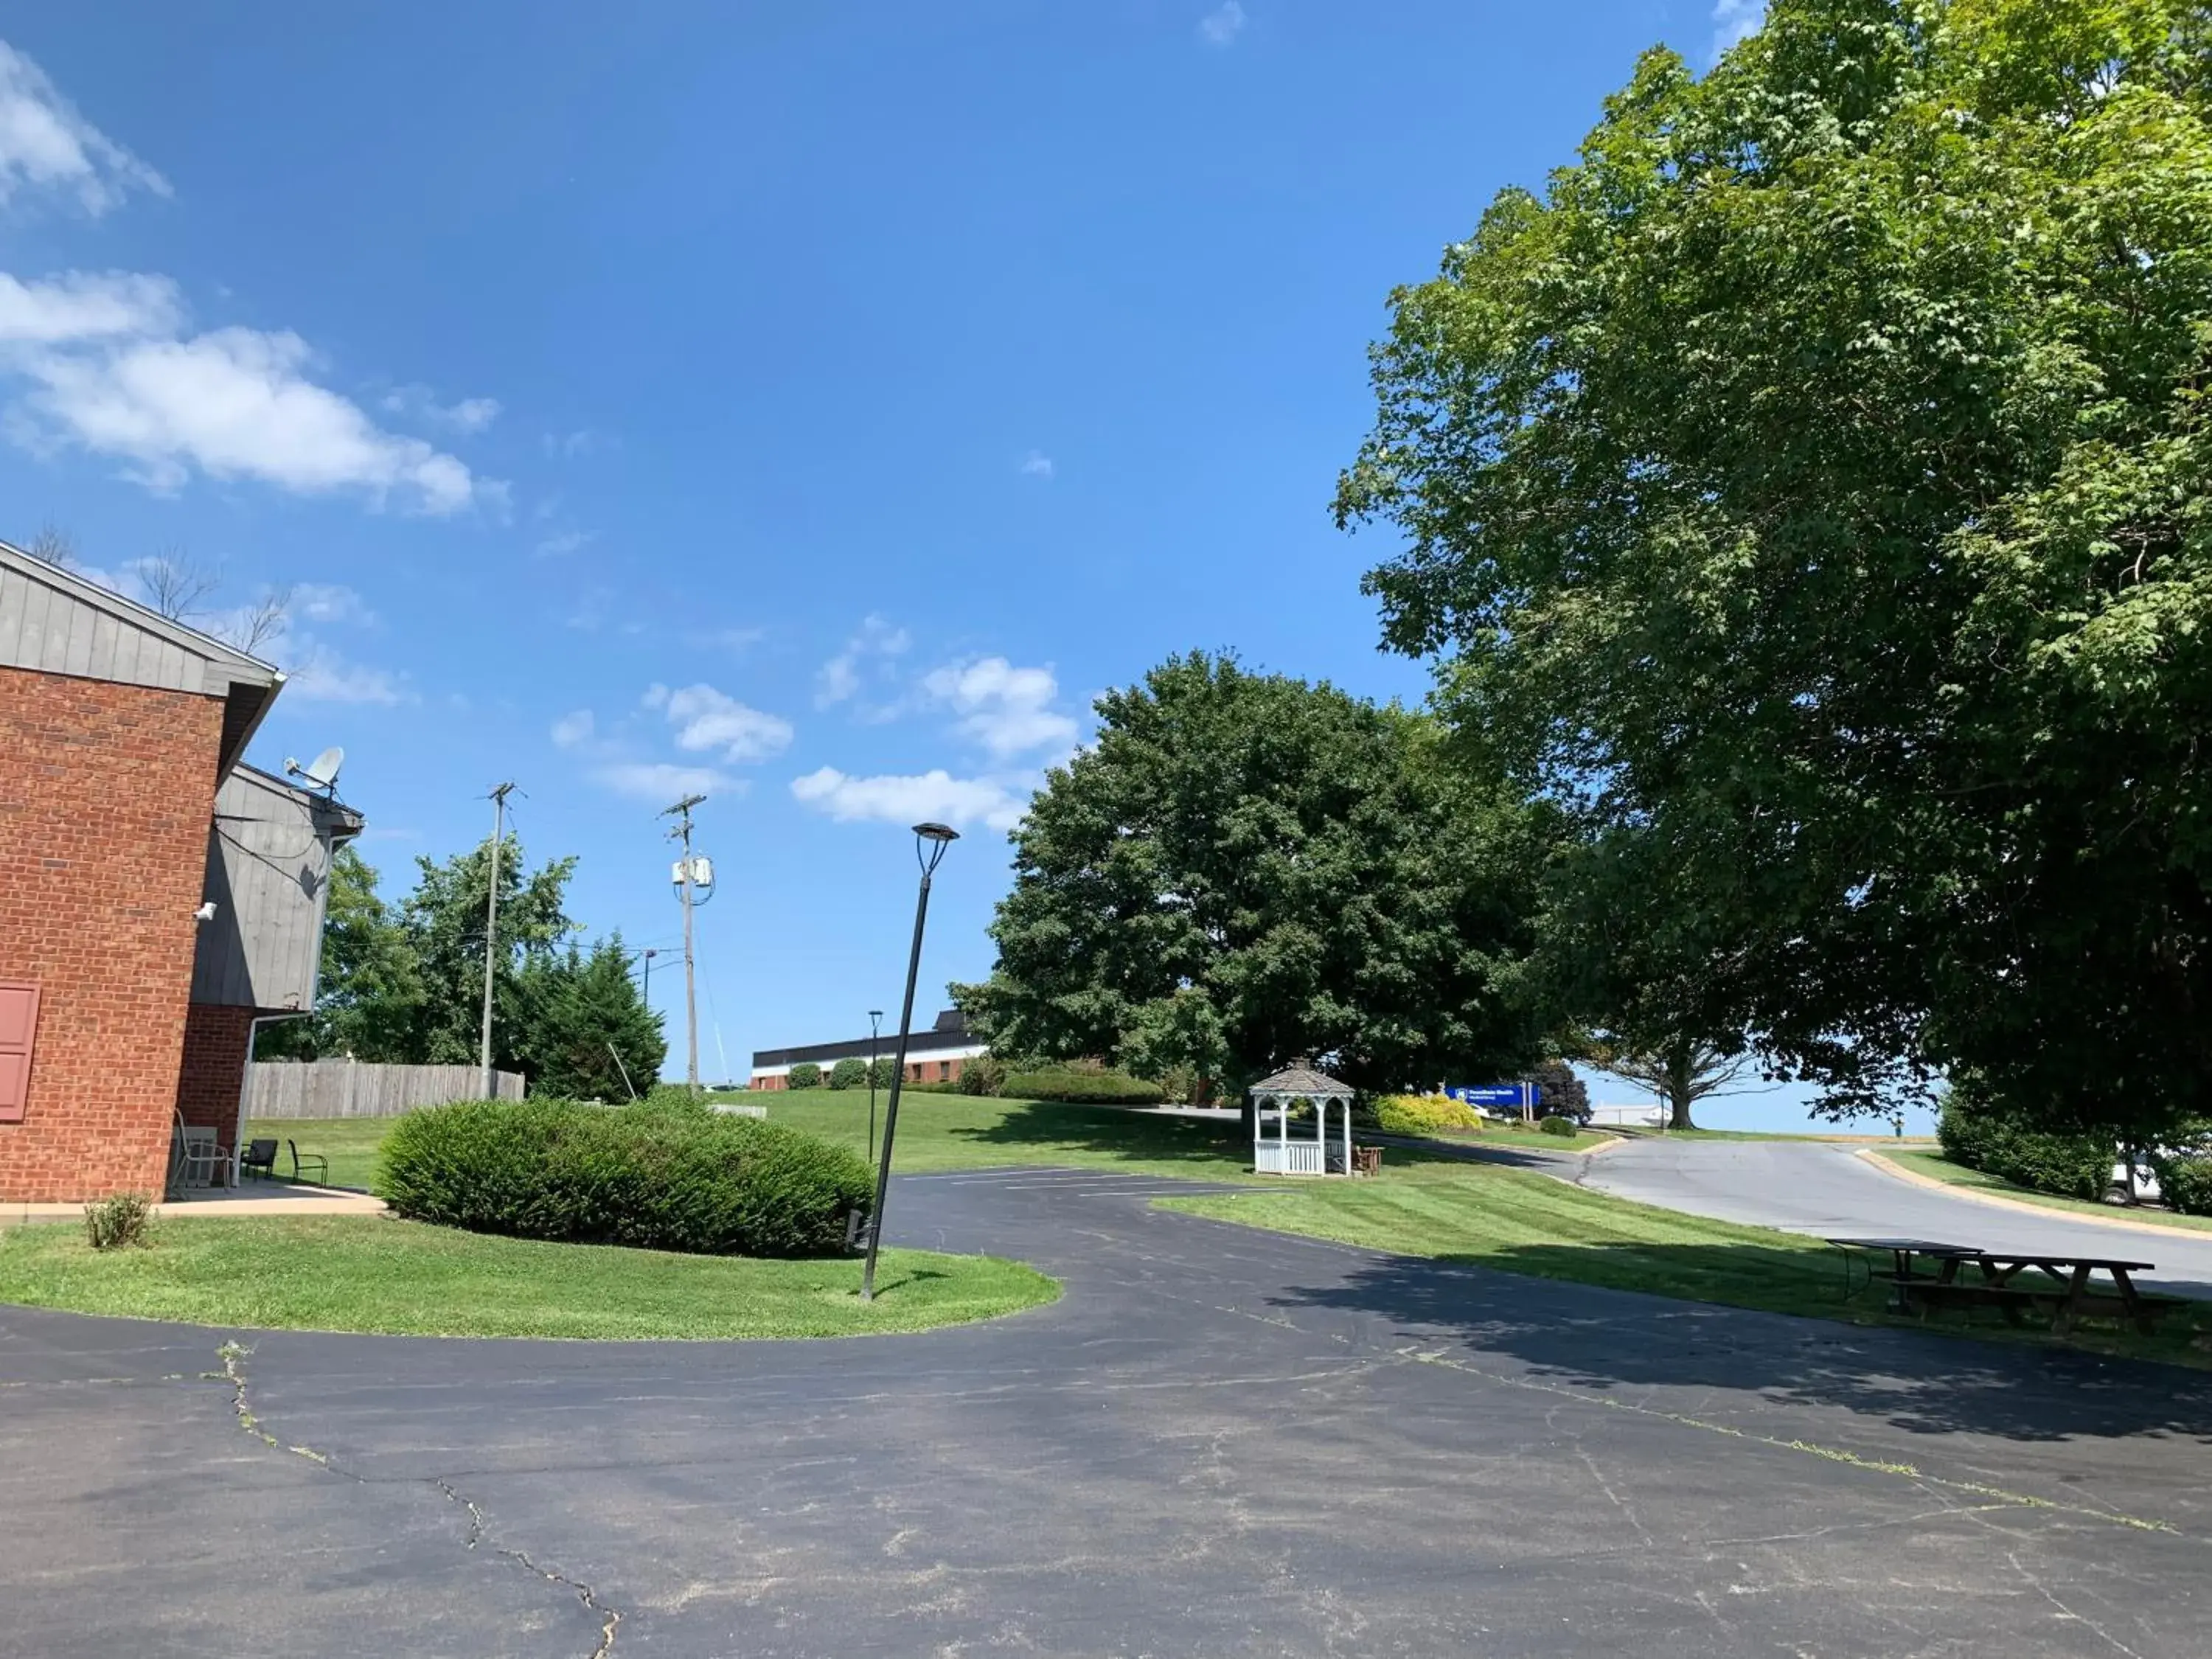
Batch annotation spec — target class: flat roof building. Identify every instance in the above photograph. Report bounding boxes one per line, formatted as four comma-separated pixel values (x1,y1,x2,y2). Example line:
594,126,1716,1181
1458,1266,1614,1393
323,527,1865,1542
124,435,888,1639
749,1010,987,1090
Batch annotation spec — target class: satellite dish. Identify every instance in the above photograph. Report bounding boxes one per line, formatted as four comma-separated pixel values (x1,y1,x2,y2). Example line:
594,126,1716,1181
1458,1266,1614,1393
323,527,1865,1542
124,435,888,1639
285,746,345,793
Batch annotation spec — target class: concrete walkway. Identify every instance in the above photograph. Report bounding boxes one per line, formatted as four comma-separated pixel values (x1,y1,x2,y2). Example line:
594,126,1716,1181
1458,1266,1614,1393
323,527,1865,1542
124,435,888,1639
4,1185,387,1225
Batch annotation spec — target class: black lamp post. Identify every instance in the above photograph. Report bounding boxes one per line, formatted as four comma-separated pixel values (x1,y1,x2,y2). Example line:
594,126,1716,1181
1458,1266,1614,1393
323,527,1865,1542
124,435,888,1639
860,821,959,1302
866,1008,884,1162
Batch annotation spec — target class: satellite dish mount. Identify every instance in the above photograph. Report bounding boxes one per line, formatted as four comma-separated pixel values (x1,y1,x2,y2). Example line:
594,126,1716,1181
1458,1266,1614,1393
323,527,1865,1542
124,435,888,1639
284,746,345,796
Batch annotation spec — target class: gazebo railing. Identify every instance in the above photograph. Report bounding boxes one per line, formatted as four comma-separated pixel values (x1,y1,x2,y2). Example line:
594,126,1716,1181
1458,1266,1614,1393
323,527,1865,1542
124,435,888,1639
1256,1141,1325,1175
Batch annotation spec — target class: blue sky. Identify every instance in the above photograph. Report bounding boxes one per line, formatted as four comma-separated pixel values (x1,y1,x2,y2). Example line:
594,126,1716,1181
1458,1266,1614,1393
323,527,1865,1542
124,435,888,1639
0,4,1888,1131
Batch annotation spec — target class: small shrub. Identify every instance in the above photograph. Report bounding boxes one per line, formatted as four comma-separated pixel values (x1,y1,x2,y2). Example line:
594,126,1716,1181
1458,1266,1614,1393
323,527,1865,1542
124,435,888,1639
1003,1068,1166,1105
380,1096,874,1258
785,1062,823,1091
1539,1114,1579,1138
1372,1093,1485,1135
959,1054,1008,1096
2154,1155,2212,1217
1156,1064,1203,1106
869,1057,899,1090
827,1057,867,1091
84,1192,153,1251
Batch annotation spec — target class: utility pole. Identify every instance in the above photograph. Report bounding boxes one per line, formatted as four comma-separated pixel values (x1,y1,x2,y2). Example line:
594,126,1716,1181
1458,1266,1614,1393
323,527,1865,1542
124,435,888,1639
661,793,707,1093
479,782,515,1099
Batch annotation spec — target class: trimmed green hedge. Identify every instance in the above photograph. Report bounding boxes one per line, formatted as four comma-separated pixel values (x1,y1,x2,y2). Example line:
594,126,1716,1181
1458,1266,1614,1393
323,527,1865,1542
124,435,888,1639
380,1097,873,1258
827,1057,867,1091
786,1062,823,1091
1539,1115,1579,1138
1937,1091,2114,1201
1003,1068,1166,1105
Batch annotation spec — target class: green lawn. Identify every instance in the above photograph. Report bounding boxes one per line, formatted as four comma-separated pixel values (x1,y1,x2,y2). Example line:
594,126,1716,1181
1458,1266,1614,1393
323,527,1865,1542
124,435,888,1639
253,1092,1275,1194
0,1217,1057,1339
251,1093,1619,1194
1160,1160,2212,1368
1882,1150,2212,1237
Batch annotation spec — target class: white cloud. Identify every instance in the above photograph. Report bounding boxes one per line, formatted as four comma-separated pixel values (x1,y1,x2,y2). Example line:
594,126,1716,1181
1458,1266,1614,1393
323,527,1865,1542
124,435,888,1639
291,582,370,625
0,41,492,519
0,271,179,342
1020,449,1054,479
922,655,1078,759
534,528,590,557
381,384,502,434
790,766,1026,832
592,761,736,802
18,328,479,509
549,709,595,748
1198,2,1246,47
657,681,793,763
1711,0,1765,56
817,613,911,709
0,41,169,215
282,644,406,705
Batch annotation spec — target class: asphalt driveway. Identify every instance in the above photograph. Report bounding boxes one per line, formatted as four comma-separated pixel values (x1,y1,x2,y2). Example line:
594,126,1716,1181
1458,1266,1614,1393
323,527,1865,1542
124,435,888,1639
7,1166,2212,1657
1581,1138,2212,1298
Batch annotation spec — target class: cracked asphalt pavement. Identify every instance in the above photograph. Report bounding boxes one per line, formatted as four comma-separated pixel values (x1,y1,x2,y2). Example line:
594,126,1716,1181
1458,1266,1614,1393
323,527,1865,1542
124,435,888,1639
7,1166,2212,1656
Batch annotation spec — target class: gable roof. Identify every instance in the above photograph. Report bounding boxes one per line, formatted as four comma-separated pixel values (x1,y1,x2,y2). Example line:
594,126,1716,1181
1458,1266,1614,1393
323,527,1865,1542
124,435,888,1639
0,538,285,773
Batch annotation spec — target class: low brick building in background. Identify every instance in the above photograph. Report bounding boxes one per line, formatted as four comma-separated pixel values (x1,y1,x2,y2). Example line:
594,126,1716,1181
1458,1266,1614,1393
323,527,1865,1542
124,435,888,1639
748,1009,988,1090
0,542,361,1204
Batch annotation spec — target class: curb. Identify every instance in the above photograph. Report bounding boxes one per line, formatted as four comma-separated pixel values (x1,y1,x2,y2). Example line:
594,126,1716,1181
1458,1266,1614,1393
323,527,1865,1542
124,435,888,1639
1583,1135,1627,1158
1857,1150,2212,1242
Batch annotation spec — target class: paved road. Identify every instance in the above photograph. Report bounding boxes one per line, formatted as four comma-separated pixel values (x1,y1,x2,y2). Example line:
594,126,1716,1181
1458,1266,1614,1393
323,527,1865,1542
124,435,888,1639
8,1166,2212,1656
1580,1138,2212,1296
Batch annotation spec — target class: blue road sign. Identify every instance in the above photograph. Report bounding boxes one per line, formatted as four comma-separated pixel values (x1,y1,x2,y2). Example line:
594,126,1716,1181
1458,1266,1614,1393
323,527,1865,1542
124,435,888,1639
1447,1084,1540,1107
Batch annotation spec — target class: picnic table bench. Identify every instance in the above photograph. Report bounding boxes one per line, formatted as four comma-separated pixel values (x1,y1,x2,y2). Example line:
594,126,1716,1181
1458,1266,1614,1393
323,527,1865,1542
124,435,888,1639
1827,1237,2183,1336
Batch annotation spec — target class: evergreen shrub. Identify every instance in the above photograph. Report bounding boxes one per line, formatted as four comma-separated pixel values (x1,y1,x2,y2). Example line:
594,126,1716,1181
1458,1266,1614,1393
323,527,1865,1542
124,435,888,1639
380,1096,873,1258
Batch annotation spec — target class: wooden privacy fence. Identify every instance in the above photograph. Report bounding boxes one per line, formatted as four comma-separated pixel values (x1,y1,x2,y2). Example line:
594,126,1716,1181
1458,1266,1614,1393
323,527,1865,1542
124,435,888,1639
248,1061,526,1119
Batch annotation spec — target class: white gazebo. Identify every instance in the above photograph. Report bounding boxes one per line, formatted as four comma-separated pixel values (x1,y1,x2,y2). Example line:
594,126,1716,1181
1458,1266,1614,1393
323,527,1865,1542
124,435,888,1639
1250,1063,1354,1177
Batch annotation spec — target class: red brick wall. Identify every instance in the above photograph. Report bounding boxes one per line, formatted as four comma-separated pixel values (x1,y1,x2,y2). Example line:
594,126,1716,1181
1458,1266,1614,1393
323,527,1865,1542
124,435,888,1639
0,666,225,1203
175,1003,257,1144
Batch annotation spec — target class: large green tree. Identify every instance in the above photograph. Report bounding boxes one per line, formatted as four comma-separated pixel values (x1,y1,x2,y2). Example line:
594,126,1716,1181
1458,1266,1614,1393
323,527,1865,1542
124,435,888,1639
955,652,1551,1096
1336,0,2212,1135
517,935,667,1100
258,837,663,1095
398,833,577,1070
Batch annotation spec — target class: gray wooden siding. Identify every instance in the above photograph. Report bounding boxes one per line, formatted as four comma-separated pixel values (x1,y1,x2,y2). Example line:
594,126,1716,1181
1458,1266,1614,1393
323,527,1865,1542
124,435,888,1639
0,563,203,692
247,1062,525,1119
191,769,354,1010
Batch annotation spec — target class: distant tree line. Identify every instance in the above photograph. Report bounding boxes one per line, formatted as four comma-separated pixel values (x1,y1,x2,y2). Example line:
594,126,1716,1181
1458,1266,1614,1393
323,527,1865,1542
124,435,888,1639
259,838,665,1102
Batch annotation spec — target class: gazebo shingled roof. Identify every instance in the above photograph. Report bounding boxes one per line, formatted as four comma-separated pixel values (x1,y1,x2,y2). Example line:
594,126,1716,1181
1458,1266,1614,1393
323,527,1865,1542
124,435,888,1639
1249,1065,1351,1099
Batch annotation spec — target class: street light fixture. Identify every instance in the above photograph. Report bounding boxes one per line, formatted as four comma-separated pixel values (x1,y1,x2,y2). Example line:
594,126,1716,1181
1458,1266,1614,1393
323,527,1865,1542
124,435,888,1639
866,1008,884,1163
860,822,959,1301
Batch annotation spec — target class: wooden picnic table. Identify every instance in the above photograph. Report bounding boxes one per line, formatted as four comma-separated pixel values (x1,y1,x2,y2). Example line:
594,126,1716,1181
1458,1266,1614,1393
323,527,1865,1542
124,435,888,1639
1826,1237,1983,1307
1829,1237,2175,1335
1938,1253,2168,1336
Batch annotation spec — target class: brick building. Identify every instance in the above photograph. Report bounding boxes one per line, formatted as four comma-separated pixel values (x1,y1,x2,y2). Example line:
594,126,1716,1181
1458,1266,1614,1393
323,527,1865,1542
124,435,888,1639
749,1009,988,1090
0,542,360,1204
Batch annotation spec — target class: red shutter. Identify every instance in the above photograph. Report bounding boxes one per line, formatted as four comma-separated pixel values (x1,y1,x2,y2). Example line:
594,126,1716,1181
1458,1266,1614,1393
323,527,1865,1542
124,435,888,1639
0,982,39,1123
